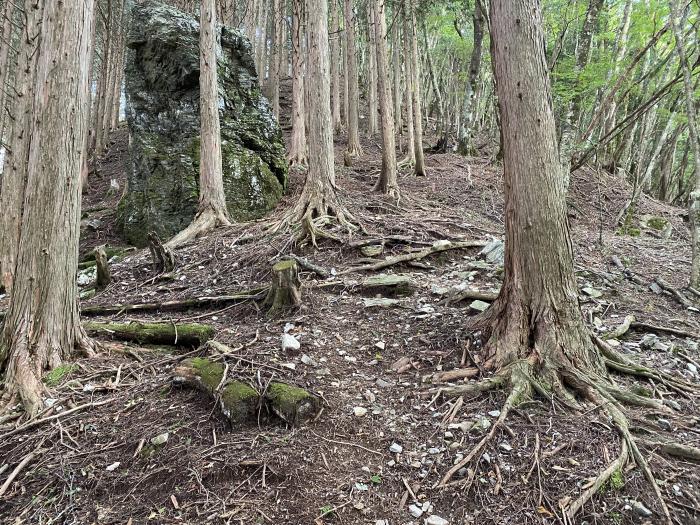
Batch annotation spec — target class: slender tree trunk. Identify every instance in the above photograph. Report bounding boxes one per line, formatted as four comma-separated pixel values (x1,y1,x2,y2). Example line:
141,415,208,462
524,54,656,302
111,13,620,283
0,0,40,293
344,0,363,156
330,0,343,133
400,15,415,166
372,0,398,197
670,0,700,288
0,0,97,415
288,0,307,166
392,19,403,152
457,0,485,155
166,0,232,249
367,4,378,137
273,0,356,243
270,0,283,119
405,0,425,175
0,0,15,150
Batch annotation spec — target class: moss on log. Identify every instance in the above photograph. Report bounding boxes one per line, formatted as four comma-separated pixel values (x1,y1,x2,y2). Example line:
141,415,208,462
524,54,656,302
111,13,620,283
265,382,320,425
84,321,214,347
173,358,321,426
173,357,259,424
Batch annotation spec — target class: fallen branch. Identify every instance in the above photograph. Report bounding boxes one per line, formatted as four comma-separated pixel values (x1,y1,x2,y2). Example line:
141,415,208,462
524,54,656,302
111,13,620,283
629,322,699,339
429,367,479,384
655,278,695,308
81,287,267,316
0,448,43,498
281,254,330,279
605,315,635,340
84,321,214,347
0,399,112,441
440,289,498,306
340,239,488,274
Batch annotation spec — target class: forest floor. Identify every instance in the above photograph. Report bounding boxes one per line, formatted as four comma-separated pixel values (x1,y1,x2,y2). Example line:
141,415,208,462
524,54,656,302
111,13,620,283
1,117,700,525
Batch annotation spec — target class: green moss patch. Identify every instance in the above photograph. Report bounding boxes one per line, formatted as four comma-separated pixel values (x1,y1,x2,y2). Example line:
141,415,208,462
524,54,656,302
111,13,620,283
44,364,77,387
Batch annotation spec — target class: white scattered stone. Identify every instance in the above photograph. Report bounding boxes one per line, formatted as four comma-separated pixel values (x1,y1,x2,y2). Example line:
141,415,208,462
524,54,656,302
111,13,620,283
375,341,386,350
629,500,652,517
354,407,368,417
389,443,403,454
301,354,317,366
376,520,389,525
409,504,424,518
687,363,698,374
355,482,369,491
106,462,121,471
281,333,300,351
487,410,501,417
151,432,169,446
499,442,513,452
425,516,449,525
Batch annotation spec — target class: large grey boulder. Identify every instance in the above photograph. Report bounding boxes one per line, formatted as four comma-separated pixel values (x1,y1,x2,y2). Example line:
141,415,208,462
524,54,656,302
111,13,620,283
118,1,287,246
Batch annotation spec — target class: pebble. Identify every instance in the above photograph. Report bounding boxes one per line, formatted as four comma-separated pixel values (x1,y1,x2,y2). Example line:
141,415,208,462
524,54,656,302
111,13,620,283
376,521,389,525
105,462,121,471
499,442,513,452
425,516,449,525
376,378,393,388
628,500,653,517
428,447,440,454
487,410,501,417
688,363,698,374
150,432,169,446
354,407,368,417
375,341,386,350
389,443,403,454
409,504,424,518
657,418,673,431
281,333,300,351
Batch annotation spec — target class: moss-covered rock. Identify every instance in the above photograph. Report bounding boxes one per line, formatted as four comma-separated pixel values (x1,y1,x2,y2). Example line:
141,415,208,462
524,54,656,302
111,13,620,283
119,1,287,246
265,382,320,425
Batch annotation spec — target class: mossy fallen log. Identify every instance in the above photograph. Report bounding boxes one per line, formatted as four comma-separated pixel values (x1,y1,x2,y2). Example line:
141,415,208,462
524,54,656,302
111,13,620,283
84,321,214,347
173,358,259,424
172,357,321,426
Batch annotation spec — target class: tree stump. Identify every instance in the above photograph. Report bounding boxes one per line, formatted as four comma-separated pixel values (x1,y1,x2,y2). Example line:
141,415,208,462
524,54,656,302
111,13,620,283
94,245,111,290
264,260,302,315
148,231,175,273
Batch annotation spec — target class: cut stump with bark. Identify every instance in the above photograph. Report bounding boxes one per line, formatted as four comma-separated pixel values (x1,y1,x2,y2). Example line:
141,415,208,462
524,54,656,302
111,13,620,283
94,245,111,290
84,321,214,347
148,232,175,273
264,260,302,315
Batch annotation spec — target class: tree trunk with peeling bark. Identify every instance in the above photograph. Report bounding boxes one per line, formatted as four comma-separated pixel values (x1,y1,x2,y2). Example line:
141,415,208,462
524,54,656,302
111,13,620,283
0,0,96,415
166,0,232,249
288,0,307,166
372,0,398,198
670,0,700,288
272,0,356,244
404,0,425,175
344,0,363,157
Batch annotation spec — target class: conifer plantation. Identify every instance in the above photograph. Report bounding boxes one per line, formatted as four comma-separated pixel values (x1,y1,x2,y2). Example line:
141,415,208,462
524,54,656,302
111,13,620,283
0,0,699,523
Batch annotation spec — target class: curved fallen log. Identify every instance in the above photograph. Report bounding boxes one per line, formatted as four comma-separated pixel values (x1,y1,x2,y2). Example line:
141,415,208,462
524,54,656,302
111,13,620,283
84,321,215,347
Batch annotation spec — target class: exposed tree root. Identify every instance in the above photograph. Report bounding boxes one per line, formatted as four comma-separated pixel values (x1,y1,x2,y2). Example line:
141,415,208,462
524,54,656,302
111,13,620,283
267,187,359,246
340,239,488,274
430,332,696,524
165,207,232,250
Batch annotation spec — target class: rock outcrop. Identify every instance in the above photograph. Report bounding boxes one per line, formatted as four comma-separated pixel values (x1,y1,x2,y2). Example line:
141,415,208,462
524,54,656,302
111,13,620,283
119,1,287,246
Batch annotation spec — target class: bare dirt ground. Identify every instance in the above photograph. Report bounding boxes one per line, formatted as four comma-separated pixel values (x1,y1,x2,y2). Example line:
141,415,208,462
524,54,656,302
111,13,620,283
1,118,699,525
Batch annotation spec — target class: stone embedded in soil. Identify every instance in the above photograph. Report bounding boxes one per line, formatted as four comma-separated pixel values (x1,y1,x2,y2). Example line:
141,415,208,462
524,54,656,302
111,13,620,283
119,1,287,246
354,406,368,417
361,274,414,297
425,516,449,525
469,300,490,312
389,443,403,453
409,504,424,518
480,239,504,264
628,500,653,517
281,333,300,351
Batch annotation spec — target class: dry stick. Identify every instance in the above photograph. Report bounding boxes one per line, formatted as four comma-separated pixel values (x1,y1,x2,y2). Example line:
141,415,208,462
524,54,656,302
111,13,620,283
309,430,383,456
605,314,635,340
0,399,113,441
655,278,695,308
0,447,44,498
629,322,699,339
81,288,268,316
340,239,488,274
563,441,629,522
